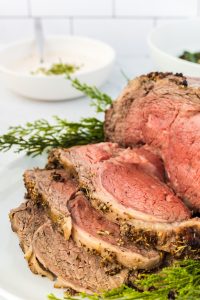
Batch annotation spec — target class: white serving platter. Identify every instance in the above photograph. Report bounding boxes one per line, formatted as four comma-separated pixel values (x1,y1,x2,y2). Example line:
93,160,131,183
0,155,65,300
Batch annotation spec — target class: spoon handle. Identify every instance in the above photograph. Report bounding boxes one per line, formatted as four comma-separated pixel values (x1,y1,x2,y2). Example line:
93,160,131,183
34,18,45,64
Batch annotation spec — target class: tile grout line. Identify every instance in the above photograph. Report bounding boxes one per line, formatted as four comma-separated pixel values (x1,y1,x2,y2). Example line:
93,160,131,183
0,15,193,20
197,0,200,16
112,0,116,18
27,0,32,17
153,17,157,27
70,17,74,35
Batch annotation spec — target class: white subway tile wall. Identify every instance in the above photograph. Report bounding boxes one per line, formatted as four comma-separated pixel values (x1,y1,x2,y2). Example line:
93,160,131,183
0,19,33,42
115,0,198,17
30,0,113,17
0,0,28,16
0,0,199,56
73,19,154,56
42,19,71,35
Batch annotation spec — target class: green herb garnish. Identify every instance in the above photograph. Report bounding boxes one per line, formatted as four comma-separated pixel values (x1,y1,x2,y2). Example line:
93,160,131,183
179,51,200,64
0,117,104,156
67,75,112,113
32,62,80,76
48,259,200,300
0,77,112,156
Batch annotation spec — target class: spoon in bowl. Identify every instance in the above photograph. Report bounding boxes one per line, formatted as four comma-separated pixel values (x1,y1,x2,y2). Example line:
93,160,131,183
34,18,45,64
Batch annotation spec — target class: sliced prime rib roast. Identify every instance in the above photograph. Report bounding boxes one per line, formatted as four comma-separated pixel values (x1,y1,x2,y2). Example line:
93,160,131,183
24,169,79,239
9,200,54,279
104,72,200,212
24,169,160,269
47,143,200,255
47,141,165,181
10,199,129,293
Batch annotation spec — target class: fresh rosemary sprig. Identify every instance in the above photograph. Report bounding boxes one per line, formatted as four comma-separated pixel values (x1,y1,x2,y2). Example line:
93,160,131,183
48,259,200,300
120,69,130,83
0,77,112,156
179,51,200,64
67,75,112,113
0,117,104,156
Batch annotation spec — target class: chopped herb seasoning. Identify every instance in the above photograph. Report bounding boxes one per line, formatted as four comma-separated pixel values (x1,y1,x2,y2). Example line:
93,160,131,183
31,61,80,76
97,230,110,236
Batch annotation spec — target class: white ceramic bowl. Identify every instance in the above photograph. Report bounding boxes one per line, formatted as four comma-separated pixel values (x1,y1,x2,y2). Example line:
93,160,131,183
148,19,200,77
0,36,115,101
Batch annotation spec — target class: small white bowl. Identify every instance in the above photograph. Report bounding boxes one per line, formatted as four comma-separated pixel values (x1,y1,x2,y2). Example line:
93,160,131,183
148,19,200,78
0,35,115,101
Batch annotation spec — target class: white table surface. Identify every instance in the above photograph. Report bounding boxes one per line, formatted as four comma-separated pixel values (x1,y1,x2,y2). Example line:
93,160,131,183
0,56,153,300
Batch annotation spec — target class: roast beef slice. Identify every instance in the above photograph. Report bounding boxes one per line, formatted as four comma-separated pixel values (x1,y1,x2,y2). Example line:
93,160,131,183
24,169,79,239
10,200,129,293
24,168,161,269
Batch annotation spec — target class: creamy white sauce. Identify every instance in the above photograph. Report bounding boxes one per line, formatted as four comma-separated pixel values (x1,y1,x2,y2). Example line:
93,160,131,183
10,51,102,75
